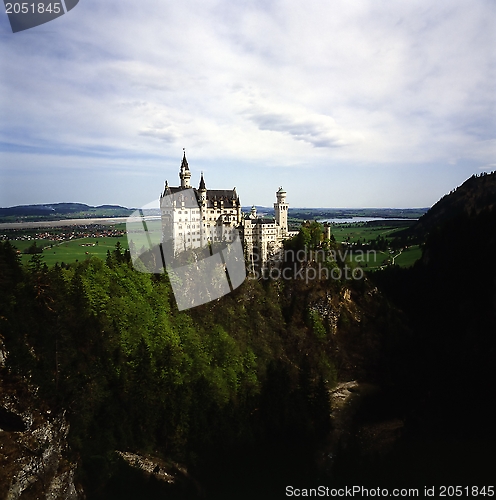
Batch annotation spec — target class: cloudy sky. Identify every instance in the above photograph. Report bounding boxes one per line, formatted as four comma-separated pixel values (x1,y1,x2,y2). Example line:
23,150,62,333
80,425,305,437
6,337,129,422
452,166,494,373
0,0,495,209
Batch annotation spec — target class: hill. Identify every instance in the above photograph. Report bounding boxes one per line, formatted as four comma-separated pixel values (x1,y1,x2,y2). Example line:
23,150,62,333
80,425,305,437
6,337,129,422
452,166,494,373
371,171,496,473
0,202,133,221
411,171,496,237
0,202,90,216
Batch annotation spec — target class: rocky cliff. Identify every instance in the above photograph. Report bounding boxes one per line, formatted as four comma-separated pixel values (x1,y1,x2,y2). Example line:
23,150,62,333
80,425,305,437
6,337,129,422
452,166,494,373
0,342,83,500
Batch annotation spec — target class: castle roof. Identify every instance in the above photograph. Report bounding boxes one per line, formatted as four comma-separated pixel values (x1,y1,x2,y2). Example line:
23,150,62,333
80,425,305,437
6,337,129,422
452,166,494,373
162,152,239,208
181,151,190,171
202,189,239,208
161,185,239,208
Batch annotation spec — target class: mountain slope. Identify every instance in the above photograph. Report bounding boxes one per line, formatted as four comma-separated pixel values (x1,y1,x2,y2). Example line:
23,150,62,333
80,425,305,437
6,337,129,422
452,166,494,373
365,172,496,485
412,171,496,237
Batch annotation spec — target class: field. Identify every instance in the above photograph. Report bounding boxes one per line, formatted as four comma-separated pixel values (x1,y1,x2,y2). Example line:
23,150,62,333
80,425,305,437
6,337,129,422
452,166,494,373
328,220,422,270
392,245,422,267
15,237,129,267
329,221,410,244
345,245,422,270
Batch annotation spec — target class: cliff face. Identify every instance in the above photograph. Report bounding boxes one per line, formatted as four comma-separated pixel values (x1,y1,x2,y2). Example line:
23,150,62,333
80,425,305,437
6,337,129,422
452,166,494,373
0,349,83,500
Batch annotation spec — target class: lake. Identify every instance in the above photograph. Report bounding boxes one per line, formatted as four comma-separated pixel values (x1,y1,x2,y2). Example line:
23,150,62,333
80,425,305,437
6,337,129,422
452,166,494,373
317,217,417,224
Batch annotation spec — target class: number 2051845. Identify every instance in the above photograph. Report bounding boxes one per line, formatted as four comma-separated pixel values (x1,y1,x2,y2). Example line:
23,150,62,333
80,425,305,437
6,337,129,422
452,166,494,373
5,3,62,14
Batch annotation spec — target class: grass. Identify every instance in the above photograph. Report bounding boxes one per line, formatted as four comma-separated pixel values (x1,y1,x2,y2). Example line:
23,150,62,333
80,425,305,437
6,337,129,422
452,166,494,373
330,223,408,243
392,245,422,268
347,250,390,270
14,237,129,267
345,245,422,270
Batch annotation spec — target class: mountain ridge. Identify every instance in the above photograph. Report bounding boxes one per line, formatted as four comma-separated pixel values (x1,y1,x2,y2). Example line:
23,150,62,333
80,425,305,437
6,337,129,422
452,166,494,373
412,171,496,237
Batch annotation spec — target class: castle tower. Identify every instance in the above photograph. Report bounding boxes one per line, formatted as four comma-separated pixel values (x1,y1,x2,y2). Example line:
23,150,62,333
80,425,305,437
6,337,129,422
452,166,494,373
274,187,288,235
179,150,191,188
198,172,207,203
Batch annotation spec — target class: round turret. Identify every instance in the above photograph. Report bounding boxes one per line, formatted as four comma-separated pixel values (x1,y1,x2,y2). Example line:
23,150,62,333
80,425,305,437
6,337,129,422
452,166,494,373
274,187,288,234
276,186,287,203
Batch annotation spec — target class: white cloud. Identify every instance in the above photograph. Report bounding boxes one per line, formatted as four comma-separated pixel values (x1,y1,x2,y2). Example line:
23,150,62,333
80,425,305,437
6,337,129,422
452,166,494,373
0,0,495,207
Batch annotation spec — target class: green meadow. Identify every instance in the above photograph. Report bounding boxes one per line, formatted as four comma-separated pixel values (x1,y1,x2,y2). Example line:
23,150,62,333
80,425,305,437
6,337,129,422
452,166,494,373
392,245,422,267
15,237,129,267
346,244,422,270
347,249,390,269
329,222,409,243
324,221,421,269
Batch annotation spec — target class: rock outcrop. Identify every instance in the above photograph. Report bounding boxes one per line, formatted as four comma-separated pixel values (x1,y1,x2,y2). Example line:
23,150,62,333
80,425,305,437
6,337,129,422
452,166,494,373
0,363,83,500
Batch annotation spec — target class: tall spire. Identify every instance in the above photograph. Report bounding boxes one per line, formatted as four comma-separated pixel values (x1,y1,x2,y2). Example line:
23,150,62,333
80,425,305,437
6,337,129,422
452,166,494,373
179,148,191,188
198,171,207,203
199,171,206,190
181,148,189,171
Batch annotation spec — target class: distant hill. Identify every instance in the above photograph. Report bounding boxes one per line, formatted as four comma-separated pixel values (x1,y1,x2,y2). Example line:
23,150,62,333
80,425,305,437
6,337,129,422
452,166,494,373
0,203,133,222
0,203,89,216
96,204,130,210
412,171,496,237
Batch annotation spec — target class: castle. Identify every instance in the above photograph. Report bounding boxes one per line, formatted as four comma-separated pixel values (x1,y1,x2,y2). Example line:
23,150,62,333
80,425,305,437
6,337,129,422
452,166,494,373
160,151,294,264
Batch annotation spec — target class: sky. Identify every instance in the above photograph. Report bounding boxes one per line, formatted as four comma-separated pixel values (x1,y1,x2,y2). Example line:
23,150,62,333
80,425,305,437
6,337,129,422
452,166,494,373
0,0,495,209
